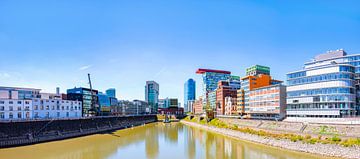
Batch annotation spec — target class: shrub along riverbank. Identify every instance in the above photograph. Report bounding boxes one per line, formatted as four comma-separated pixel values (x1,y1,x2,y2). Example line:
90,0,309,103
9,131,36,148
184,116,360,147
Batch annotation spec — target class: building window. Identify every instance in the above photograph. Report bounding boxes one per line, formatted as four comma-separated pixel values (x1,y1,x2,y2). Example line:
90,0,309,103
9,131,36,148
18,112,22,119
9,101,13,104
34,105,38,110
25,101,30,104
46,105,49,110
0,101,4,104
57,105,60,110
46,112,49,118
17,101,22,104
66,106,69,110
52,106,55,110
0,106,4,111
0,112,4,119
40,105,44,110
17,106,21,111
57,112,60,117
34,112,39,118
66,112,69,117
9,106,13,111
26,112,30,119
9,112,13,119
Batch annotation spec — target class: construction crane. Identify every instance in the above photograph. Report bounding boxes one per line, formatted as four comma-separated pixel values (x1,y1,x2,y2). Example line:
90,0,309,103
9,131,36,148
87,73,98,116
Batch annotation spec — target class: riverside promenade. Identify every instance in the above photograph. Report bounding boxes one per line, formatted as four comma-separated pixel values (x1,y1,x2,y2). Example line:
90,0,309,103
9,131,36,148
0,115,157,148
181,120,360,159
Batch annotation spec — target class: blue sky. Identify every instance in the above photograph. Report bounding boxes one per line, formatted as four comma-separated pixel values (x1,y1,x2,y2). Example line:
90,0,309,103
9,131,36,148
0,0,360,105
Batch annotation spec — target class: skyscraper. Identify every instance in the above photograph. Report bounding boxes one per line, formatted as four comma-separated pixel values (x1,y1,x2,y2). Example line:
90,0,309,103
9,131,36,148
106,88,116,98
184,78,196,112
145,81,159,114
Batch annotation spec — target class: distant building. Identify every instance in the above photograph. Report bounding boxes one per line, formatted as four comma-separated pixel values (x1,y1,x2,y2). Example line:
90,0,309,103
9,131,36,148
67,87,99,117
106,88,116,98
145,81,159,114
115,100,149,115
158,107,184,116
158,98,178,109
97,92,111,115
184,78,196,112
193,96,203,115
0,86,41,99
286,50,357,118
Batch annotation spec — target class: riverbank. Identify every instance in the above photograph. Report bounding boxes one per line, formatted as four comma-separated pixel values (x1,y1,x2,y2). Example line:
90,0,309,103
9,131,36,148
0,115,157,148
181,120,360,159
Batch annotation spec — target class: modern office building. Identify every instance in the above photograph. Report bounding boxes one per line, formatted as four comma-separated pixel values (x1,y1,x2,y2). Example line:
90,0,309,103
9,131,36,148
208,91,217,110
246,65,270,76
97,92,111,114
106,88,116,98
159,98,178,108
184,79,196,112
67,87,99,117
196,69,231,112
286,50,358,118
216,81,238,115
248,84,286,119
145,81,159,114
116,100,149,115
240,74,272,114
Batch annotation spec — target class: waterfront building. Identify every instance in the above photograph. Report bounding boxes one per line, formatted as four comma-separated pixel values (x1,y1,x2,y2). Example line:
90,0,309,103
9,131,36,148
67,87,99,117
208,91,217,110
116,100,149,115
193,96,203,115
246,65,270,76
236,89,245,115
286,50,358,118
0,86,41,99
186,100,195,114
98,92,111,115
158,107,184,115
196,69,231,112
0,87,82,120
145,81,159,114
106,88,116,98
184,79,196,112
248,84,286,119
216,81,238,115
240,73,271,115
224,96,237,115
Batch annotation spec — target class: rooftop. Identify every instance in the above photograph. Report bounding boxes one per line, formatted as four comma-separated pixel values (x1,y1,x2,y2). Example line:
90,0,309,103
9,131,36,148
196,68,231,74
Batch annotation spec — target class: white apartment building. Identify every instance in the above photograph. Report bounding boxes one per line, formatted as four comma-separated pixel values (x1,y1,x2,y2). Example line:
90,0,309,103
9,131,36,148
0,87,82,120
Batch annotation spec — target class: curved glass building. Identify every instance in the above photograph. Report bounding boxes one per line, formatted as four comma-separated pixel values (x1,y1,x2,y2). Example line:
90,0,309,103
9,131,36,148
286,50,358,118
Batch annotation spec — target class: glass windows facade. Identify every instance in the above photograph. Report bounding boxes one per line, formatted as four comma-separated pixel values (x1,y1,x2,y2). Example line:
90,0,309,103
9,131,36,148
184,79,196,112
287,64,357,118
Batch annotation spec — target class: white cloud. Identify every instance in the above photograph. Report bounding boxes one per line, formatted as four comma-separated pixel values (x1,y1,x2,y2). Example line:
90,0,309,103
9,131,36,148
78,65,92,71
0,72,11,78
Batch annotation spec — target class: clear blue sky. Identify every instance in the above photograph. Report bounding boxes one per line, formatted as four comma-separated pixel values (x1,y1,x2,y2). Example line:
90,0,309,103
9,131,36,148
0,0,360,105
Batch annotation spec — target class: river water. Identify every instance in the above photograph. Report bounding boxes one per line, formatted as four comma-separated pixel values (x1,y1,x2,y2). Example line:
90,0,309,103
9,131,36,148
0,122,330,159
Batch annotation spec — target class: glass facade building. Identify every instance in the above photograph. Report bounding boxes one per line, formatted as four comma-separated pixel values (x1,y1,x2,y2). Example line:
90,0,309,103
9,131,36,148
145,81,159,114
67,87,99,117
105,88,116,98
286,50,358,118
184,78,196,112
196,69,231,112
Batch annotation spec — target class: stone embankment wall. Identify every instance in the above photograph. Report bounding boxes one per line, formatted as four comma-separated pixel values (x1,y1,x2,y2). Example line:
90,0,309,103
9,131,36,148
219,118,360,138
0,115,157,148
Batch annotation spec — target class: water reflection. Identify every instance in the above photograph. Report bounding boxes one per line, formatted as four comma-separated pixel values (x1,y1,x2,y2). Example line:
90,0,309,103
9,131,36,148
0,123,328,159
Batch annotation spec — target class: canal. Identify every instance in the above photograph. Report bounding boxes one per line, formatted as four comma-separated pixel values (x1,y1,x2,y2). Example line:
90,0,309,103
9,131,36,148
0,122,330,159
